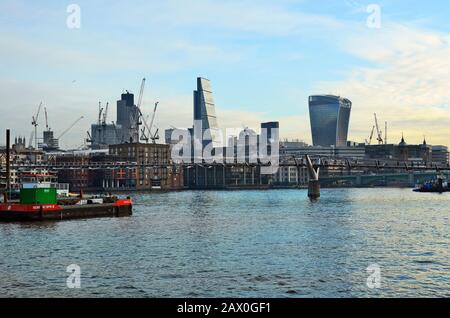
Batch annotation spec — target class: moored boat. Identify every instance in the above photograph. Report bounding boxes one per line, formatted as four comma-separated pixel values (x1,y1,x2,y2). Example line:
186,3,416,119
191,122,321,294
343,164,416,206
413,175,449,193
1,184,132,222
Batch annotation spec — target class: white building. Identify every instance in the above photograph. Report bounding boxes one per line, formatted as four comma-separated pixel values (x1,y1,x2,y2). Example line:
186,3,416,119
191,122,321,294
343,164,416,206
273,166,309,186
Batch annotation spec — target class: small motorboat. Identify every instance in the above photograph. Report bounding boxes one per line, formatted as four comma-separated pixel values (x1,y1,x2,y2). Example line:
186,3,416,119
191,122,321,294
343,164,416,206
413,175,449,193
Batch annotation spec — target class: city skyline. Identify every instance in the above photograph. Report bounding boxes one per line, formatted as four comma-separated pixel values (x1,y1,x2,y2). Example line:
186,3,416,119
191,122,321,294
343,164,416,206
1,1,450,301
1,0,450,148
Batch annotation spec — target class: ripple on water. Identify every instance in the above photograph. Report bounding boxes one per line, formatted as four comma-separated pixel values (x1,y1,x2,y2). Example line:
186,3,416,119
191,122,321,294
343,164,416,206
0,189,449,297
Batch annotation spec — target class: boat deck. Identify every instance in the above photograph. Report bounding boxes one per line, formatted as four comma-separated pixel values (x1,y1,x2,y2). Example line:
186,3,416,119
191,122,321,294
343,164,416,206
0,200,132,222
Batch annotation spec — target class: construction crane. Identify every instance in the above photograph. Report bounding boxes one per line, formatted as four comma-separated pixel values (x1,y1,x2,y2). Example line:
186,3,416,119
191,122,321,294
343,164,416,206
31,102,43,149
28,130,34,148
152,128,160,144
44,107,50,131
102,102,109,126
140,114,151,143
127,78,146,143
135,78,146,141
135,77,157,143
57,116,84,140
141,102,159,143
137,78,146,113
86,131,92,143
140,101,160,144
365,125,375,145
97,102,104,126
374,113,383,145
142,121,160,144
146,102,160,144
385,121,388,145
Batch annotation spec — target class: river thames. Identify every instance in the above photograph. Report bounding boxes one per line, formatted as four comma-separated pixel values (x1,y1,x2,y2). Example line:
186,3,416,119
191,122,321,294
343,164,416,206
0,188,449,297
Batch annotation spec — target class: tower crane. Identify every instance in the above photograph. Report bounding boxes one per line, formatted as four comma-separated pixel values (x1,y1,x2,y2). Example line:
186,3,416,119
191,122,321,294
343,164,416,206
152,128,160,144
57,116,84,140
102,102,109,126
133,78,146,142
44,107,50,131
97,102,104,126
385,121,388,145
141,102,160,144
86,131,93,143
135,77,157,143
128,77,160,144
31,102,43,149
137,78,146,113
365,126,375,145
149,102,159,143
374,113,384,145
140,114,151,143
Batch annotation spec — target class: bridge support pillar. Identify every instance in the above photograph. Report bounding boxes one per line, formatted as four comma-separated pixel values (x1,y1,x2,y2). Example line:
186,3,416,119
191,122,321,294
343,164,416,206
305,155,320,200
308,180,320,199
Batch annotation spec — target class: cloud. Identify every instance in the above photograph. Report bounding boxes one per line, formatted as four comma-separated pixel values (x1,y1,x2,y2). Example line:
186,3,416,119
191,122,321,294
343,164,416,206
0,78,98,149
112,0,342,36
1,1,450,149
155,97,310,144
316,22,450,146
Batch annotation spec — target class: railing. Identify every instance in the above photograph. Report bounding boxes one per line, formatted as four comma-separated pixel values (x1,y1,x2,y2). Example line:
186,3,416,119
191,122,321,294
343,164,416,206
2,161,449,171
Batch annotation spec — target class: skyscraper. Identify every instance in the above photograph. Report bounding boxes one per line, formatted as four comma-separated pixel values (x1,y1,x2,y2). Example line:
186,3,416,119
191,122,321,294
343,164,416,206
261,122,279,142
193,77,221,148
308,95,352,147
117,92,140,144
260,122,279,156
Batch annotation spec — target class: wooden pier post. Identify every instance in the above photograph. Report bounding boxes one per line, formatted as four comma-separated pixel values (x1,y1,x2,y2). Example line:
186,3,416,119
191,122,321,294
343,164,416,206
5,129,10,203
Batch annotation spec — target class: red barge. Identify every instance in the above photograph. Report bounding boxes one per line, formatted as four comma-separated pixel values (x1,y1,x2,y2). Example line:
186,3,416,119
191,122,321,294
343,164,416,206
1,129,132,222
1,186,133,222
0,198,133,222
1,178,132,221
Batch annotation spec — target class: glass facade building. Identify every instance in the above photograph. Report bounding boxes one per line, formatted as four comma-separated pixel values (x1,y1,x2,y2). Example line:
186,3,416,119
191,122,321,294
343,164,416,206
193,77,221,148
308,95,352,147
117,92,140,144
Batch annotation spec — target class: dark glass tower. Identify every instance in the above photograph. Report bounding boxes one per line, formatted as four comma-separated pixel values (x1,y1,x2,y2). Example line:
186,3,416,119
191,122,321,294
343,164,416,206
308,95,352,147
117,92,139,143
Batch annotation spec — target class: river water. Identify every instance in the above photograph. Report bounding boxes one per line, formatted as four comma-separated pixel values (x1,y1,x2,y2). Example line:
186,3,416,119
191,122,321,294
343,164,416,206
0,189,449,298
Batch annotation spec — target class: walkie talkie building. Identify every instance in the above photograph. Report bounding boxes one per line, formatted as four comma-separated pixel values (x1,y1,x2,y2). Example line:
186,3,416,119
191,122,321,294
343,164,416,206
308,95,352,147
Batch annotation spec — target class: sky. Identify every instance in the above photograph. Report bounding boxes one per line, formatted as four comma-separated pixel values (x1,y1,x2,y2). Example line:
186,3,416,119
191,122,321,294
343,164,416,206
0,0,450,149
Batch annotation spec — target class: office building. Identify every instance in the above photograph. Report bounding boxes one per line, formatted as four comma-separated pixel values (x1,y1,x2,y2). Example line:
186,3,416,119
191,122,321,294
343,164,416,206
281,144,366,161
89,123,121,150
193,77,221,148
309,95,352,147
117,92,140,144
165,128,175,145
365,137,432,162
431,145,449,164
261,122,279,140
42,131,59,151
260,121,279,158
272,166,309,186
108,143,183,190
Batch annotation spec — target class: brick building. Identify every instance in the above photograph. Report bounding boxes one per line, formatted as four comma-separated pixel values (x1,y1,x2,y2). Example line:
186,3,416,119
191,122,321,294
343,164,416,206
52,144,183,192
108,143,183,190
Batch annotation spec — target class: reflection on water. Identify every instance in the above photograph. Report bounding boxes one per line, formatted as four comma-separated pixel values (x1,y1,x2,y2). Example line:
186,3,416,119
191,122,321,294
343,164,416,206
0,188,449,297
